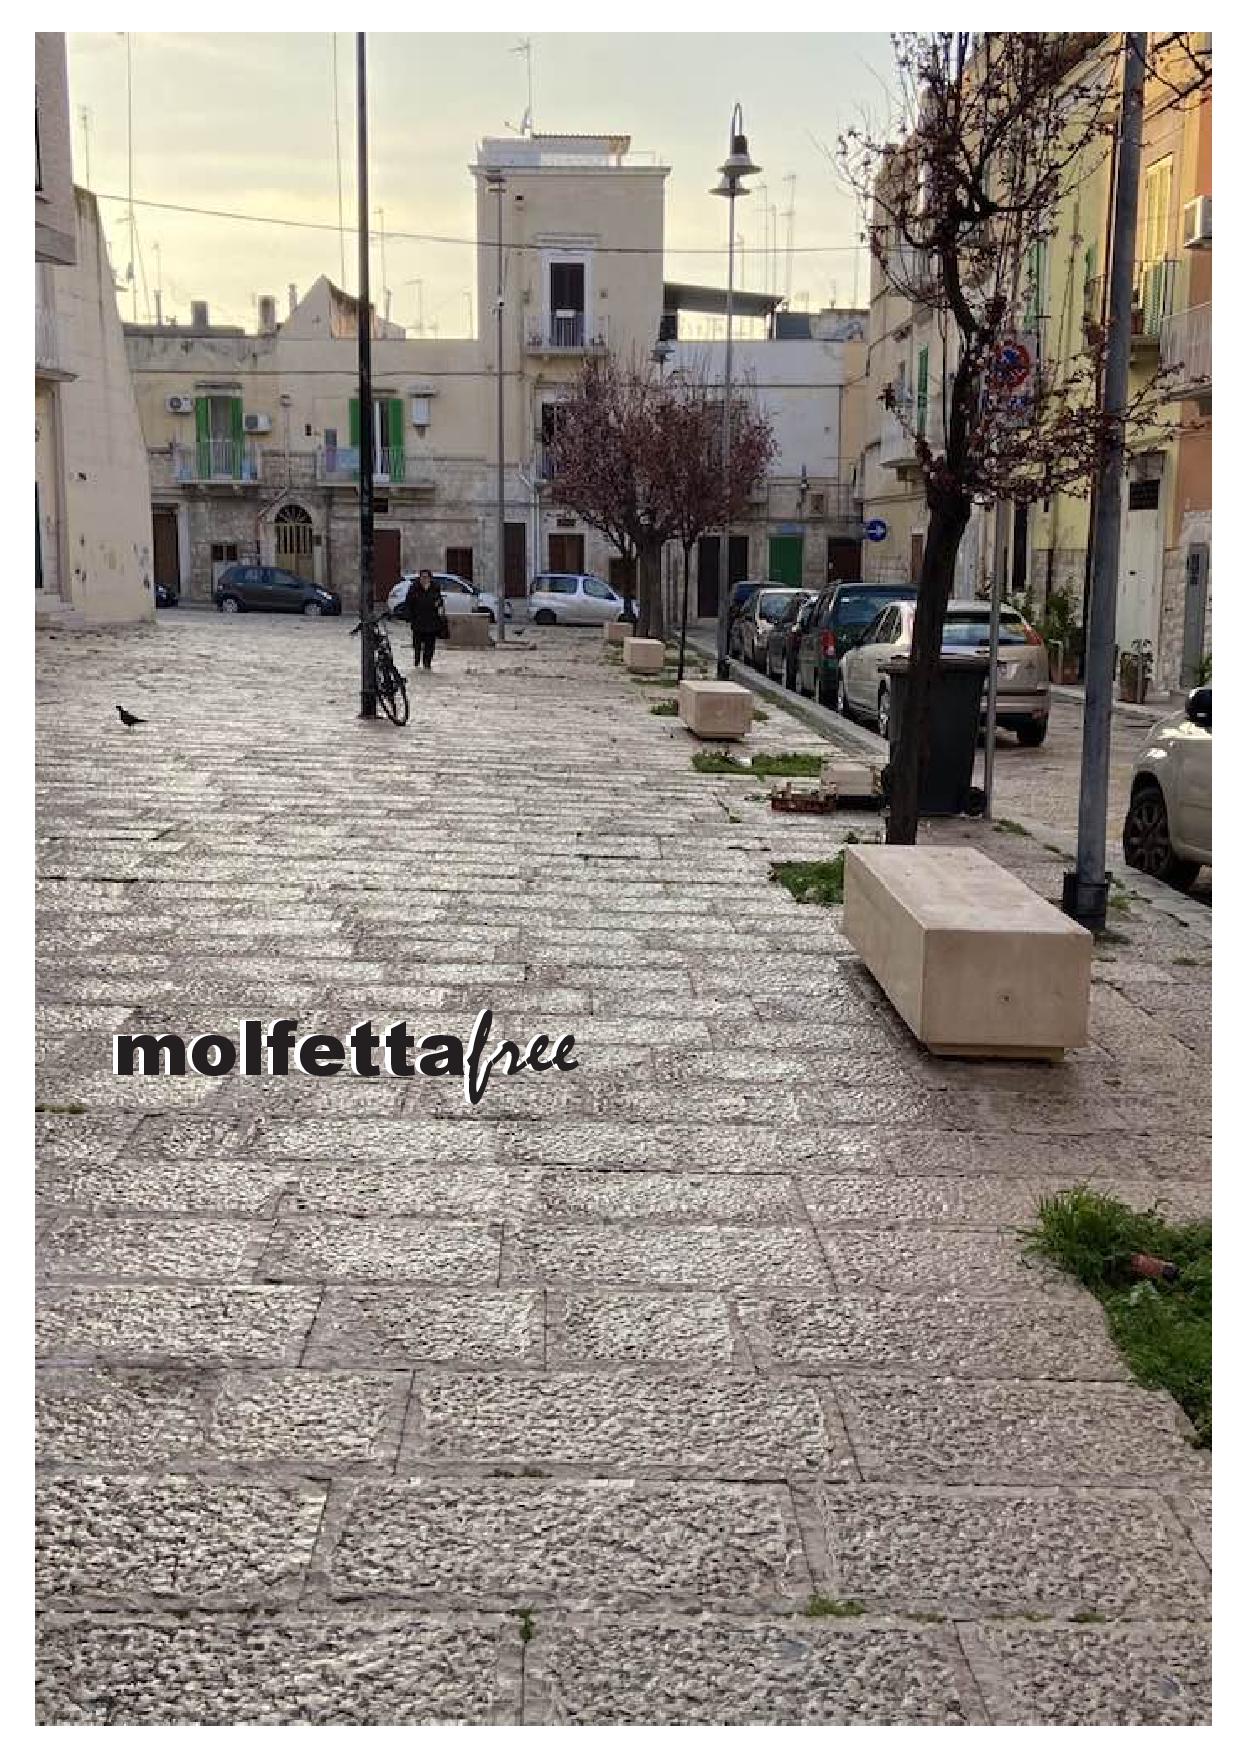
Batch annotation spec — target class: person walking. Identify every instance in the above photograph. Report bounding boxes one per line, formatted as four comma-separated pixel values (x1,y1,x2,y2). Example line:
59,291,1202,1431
407,568,445,671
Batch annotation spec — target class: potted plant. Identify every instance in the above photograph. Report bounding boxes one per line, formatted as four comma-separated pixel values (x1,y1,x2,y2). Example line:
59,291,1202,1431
1118,638,1153,703
1038,589,1083,684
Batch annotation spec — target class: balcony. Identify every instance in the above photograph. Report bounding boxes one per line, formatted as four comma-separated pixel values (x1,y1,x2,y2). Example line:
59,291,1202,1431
315,446,434,489
1131,258,1177,349
525,312,610,354
810,482,865,523
1160,301,1211,402
35,295,73,381
172,440,262,484
879,407,921,474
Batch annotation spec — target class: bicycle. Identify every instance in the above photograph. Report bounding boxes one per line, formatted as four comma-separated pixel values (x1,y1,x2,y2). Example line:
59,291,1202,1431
350,611,409,725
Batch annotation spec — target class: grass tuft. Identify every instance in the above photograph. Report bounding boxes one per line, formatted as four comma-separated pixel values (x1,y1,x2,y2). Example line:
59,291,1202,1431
1022,1188,1211,1445
650,699,679,716
994,818,1031,837
517,1607,535,1643
805,1595,865,1619
752,752,823,778
692,751,747,774
770,853,848,907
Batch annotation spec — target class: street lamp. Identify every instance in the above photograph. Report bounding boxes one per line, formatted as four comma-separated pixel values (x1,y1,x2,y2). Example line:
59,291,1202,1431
710,104,760,679
485,169,507,642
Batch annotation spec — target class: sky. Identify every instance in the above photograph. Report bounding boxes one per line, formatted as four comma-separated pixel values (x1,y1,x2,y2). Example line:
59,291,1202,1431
65,31,901,338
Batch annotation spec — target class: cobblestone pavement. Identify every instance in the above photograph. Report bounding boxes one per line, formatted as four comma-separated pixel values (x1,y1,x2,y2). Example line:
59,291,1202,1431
36,615,1211,1725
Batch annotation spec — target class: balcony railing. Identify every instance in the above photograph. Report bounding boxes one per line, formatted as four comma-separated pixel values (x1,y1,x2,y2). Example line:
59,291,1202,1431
1132,258,1177,343
1160,301,1211,395
315,446,433,487
879,407,920,471
172,440,262,483
811,482,865,522
525,312,609,354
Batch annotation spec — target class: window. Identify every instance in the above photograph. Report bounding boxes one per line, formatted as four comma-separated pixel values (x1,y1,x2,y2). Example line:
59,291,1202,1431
539,576,578,595
915,346,929,436
942,609,1029,647
583,579,612,599
837,590,914,629
1144,156,1174,261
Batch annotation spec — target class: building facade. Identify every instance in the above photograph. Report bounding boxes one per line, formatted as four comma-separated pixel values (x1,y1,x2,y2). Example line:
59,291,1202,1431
123,132,865,616
36,34,154,628
859,35,1212,694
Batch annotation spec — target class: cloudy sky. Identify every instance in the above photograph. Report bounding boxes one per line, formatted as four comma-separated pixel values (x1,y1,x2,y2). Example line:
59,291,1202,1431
66,31,900,337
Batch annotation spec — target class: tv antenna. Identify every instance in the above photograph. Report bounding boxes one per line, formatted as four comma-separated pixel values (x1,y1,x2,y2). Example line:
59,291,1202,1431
506,38,534,135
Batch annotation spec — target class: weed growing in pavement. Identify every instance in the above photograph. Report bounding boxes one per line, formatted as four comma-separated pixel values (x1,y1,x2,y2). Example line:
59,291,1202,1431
805,1596,865,1619
994,818,1031,837
692,752,747,774
1022,1188,1211,1446
36,1102,87,1115
753,708,770,722
907,1611,946,1624
650,699,679,716
1070,1610,1108,1624
770,853,847,907
691,751,824,777
1109,886,1134,915
517,1608,536,1643
1173,956,1201,967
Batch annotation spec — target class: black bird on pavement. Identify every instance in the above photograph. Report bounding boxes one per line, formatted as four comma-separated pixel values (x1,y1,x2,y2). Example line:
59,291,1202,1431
116,706,147,728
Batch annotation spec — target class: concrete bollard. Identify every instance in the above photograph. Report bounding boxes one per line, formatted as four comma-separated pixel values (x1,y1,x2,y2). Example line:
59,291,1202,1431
677,679,755,740
623,637,665,674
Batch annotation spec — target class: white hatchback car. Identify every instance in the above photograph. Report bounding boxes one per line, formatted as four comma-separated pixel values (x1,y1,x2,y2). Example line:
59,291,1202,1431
840,597,1051,745
1122,687,1212,889
528,573,635,626
386,572,509,621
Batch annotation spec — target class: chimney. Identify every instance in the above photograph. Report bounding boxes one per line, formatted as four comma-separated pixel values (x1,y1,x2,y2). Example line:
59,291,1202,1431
258,294,278,334
287,283,299,317
190,300,209,329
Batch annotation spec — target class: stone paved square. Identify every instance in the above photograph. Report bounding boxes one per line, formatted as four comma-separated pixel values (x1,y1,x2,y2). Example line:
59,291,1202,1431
34,617,1210,1722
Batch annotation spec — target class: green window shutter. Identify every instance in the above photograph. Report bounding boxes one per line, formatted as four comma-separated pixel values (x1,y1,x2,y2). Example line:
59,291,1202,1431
348,399,360,447
229,398,245,479
387,397,405,482
194,397,210,477
915,347,929,436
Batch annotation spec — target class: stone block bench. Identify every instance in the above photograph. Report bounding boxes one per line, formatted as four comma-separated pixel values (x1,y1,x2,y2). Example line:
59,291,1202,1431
677,679,754,740
604,620,632,646
624,637,664,674
445,613,492,649
842,843,1091,1061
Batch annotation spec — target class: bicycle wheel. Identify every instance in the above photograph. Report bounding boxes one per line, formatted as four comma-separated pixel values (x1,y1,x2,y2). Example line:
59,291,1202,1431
376,655,409,726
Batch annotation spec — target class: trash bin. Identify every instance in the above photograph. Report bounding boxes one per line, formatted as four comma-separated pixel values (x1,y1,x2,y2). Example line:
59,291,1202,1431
880,652,988,816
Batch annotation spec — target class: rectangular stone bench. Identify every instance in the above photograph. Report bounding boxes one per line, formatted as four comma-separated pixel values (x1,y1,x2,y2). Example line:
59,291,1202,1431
677,679,754,740
623,637,664,674
604,620,631,646
842,844,1091,1060
445,613,492,649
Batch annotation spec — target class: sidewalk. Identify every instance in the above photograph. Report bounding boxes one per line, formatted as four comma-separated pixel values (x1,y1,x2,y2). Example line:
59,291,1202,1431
36,617,1210,1724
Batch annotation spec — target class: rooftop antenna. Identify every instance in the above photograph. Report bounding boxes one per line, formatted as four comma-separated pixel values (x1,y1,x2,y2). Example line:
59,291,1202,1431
78,105,92,188
153,240,163,325
507,37,534,134
783,171,797,305
377,206,389,323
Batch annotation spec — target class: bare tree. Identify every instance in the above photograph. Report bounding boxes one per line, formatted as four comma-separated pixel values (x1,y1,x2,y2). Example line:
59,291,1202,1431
839,33,1179,843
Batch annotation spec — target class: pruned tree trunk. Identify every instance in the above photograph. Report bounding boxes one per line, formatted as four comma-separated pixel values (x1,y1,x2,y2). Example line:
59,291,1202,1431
637,544,665,640
885,487,972,845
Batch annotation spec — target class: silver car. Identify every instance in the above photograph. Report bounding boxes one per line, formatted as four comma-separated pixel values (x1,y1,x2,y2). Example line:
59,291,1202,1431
386,572,509,621
840,598,1051,745
1122,687,1211,889
528,573,634,626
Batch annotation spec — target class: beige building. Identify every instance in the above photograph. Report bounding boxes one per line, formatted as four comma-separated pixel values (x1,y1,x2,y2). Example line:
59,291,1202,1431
124,131,866,613
36,34,154,628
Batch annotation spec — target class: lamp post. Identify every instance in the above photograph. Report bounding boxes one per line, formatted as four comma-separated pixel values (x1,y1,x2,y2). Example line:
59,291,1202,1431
486,170,507,642
355,31,377,718
710,105,760,679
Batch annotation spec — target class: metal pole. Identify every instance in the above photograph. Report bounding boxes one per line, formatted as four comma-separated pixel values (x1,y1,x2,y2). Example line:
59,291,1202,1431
715,182,737,679
356,32,377,717
983,502,1003,816
493,177,507,642
1065,33,1145,930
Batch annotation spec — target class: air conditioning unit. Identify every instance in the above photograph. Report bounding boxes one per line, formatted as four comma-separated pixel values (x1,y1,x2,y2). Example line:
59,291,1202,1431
1183,195,1211,250
242,413,272,434
166,394,195,415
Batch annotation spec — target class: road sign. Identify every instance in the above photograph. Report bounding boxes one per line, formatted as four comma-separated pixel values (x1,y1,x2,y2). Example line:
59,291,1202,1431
864,518,888,543
991,336,1034,393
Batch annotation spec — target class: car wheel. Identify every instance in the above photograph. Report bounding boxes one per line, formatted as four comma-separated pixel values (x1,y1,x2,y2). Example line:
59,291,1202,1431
303,601,323,617
218,596,242,614
1016,719,1049,747
876,685,891,741
839,678,853,721
534,608,556,626
785,658,796,692
1123,782,1201,890
486,609,496,623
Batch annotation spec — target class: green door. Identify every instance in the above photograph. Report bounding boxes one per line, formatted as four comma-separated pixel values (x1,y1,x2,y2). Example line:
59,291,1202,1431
768,535,803,587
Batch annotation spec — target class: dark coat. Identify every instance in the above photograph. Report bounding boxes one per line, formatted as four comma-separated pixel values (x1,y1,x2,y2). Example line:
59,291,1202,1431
406,580,444,633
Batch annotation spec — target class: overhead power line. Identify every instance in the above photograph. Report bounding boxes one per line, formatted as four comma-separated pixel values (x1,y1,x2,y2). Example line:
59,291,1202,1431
92,190,865,257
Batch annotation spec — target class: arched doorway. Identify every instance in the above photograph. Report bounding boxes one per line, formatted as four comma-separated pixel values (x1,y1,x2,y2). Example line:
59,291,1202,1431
274,503,315,581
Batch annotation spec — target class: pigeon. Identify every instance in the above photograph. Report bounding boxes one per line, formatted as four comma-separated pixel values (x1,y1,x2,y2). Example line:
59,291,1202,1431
116,706,146,728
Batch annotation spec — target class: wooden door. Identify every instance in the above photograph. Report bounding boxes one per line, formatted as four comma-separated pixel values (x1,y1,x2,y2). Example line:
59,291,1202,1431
548,532,584,574
374,528,402,595
827,537,861,583
152,509,180,589
504,522,528,597
446,546,474,582
910,532,926,581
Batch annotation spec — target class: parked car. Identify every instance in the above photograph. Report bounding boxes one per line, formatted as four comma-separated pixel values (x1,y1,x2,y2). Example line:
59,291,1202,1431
1122,686,1211,890
795,582,919,708
731,587,815,670
840,598,1050,743
726,579,767,639
527,573,635,626
766,592,819,689
214,566,341,616
154,582,179,608
386,572,509,621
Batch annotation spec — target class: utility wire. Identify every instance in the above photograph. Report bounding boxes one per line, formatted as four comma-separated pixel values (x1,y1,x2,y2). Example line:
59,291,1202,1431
93,189,865,257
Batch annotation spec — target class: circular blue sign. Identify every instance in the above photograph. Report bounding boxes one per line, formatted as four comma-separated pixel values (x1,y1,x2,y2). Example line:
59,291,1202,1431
864,518,888,543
